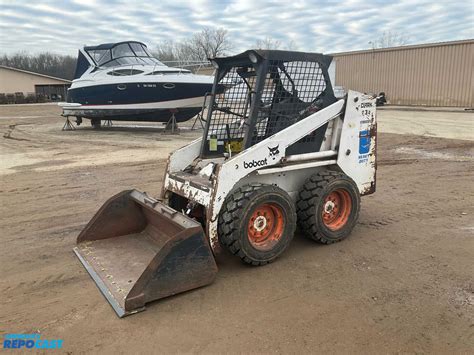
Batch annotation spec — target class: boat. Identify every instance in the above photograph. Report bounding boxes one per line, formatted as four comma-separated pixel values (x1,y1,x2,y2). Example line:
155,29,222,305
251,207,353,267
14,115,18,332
60,41,217,127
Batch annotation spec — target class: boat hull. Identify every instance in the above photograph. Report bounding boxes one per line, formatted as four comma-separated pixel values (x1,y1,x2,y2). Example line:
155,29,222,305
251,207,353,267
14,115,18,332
64,81,214,122
62,106,201,122
67,82,213,106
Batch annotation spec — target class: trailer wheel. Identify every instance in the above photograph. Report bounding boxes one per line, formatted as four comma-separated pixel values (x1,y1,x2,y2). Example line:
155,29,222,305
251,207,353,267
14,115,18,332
91,119,101,129
218,183,296,266
297,171,360,244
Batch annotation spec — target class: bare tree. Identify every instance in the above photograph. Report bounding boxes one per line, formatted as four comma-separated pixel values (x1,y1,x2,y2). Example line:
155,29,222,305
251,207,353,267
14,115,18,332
151,40,192,63
152,40,178,62
370,31,409,49
255,37,282,50
182,27,232,60
285,40,298,51
152,28,231,62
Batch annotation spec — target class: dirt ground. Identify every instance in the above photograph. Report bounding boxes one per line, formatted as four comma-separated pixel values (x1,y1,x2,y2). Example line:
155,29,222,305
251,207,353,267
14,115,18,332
0,104,473,354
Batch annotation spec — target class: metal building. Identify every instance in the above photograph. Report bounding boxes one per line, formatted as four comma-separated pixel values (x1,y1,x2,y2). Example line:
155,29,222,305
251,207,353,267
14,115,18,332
0,65,71,103
332,39,473,107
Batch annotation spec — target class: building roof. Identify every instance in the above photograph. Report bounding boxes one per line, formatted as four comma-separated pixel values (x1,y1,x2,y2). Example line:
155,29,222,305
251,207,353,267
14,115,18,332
331,38,474,57
0,65,71,83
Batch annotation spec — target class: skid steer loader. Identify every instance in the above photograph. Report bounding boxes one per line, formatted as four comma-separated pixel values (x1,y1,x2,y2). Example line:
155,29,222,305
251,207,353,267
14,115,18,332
74,50,377,317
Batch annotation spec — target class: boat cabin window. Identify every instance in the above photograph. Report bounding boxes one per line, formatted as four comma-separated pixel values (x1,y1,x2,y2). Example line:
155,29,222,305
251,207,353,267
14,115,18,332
90,50,111,66
130,43,147,57
85,42,165,68
112,43,135,59
107,69,144,76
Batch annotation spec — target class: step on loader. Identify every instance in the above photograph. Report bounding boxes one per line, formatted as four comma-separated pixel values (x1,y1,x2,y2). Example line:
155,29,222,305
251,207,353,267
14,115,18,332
74,49,377,317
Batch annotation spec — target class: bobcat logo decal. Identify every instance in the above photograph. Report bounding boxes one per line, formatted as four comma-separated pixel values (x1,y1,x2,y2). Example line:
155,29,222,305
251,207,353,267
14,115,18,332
268,145,280,160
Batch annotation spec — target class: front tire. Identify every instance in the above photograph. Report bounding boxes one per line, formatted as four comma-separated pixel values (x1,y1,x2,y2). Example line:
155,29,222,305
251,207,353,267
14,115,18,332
218,183,296,266
297,171,360,244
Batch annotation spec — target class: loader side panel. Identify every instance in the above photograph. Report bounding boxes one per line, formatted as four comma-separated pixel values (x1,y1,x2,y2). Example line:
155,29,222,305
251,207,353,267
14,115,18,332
167,137,202,173
337,90,377,195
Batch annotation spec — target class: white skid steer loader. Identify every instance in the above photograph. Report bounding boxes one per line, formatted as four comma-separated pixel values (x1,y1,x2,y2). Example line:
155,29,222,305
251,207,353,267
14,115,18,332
74,50,377,317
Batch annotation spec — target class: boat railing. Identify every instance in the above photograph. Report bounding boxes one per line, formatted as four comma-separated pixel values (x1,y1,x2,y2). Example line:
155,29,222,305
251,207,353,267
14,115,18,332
161,60,213,74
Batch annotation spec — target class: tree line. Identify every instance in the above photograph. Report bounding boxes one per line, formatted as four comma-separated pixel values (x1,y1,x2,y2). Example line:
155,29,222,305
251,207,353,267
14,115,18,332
0,52,77,80
0,28,407,80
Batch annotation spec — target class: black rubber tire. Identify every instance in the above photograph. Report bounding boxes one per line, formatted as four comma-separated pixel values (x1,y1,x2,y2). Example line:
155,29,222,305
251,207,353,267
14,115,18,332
296,170,360,244
218,183,297,266
91,119,101,129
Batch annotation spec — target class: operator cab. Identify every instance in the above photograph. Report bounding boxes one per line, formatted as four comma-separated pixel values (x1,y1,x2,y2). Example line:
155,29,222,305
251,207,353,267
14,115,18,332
201,50,338,158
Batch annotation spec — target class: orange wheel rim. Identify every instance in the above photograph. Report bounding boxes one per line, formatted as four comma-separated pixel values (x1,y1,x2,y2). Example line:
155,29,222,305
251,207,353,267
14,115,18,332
247,203,285,251
321,189,352,231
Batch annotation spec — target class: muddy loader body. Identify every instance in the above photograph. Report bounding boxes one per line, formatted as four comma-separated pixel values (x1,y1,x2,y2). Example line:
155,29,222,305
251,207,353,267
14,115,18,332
75,50,377,317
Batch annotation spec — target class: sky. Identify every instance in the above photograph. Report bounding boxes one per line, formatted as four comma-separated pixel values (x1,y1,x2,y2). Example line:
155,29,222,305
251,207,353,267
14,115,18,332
0,0,473,56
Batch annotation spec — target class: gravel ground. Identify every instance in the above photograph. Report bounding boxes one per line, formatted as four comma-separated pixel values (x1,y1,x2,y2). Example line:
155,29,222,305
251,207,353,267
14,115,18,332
0,104,473,354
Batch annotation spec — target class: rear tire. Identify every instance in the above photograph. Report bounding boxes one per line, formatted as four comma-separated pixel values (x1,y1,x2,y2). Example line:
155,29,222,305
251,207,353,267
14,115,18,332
218,183,296,266
297,171,360,244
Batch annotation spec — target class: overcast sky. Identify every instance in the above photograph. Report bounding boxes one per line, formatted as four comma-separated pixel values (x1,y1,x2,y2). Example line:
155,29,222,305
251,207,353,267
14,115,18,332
1,0,472,56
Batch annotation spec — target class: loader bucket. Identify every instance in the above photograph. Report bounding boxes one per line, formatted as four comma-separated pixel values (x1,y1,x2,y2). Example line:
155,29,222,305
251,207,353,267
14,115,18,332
73,189,218,317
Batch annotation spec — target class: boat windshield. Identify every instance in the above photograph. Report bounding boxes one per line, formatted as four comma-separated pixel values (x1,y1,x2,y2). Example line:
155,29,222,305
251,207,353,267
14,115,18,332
86,42,165,67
